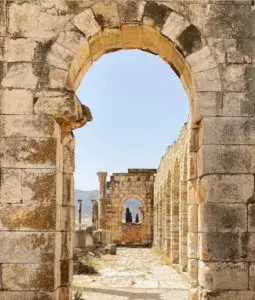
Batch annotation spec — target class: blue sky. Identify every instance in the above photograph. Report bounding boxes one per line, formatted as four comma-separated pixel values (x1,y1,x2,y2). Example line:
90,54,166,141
75,50,189,191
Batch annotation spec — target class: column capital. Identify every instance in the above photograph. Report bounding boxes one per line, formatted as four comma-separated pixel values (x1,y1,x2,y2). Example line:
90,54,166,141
97,171,107,180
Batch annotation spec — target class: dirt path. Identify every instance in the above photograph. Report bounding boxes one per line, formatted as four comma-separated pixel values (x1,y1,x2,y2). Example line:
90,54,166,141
73,247,188,300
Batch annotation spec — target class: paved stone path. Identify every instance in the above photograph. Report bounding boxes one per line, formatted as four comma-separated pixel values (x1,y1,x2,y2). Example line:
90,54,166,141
73,248,188,300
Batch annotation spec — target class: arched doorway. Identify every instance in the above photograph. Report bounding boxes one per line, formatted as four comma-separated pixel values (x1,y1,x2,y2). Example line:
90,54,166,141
0,1,251,299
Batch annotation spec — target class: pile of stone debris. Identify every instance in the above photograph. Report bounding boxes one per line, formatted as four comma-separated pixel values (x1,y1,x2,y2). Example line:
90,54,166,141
74,228,117,275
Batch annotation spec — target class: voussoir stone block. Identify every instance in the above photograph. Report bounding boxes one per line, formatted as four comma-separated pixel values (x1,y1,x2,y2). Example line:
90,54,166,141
92,1,120,28
122,25,142,49
0,89,33,114
198,203,247,233
143,1,171,30
47,43,74,71
57,28,87,54
199,261,248,290
162,11,189,41
117,1,145,23
73,8,101,38
101,28,122,51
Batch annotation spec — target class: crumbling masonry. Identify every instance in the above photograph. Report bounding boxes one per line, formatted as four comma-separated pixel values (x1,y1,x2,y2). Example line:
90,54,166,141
97,169,156,245
0,1,254,300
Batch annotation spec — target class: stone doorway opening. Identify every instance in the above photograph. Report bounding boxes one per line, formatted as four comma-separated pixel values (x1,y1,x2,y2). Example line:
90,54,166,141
122,198,144,245
1,1,253,299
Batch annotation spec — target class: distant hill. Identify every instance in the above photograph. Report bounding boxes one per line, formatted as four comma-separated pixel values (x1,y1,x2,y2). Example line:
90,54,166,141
75,190,99,217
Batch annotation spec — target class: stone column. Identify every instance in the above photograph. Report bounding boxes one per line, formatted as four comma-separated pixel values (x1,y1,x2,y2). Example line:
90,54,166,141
180,180,188,271
91,200,99,230
97,172,107,228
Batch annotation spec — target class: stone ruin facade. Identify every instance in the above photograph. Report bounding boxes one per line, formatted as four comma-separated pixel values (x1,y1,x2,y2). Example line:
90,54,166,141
154,123,188,269
0,0,254,299
97,169,156,246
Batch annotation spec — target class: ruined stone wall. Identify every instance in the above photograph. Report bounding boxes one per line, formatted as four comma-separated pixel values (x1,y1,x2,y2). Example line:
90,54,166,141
154,122,188,270
122,223,143,245
101,169,156,245
0,1,254,299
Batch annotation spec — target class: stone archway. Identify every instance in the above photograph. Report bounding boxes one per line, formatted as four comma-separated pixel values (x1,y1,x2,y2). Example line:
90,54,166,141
0,1,254,299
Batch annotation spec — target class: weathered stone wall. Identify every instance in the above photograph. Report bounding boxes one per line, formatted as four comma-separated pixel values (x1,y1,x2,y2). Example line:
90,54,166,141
122,223,143,245
154,123,188,270
98,169,156,245
0,1,254,299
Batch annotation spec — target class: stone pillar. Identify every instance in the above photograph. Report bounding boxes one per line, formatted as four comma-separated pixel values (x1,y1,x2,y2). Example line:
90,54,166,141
180,180,188,271
0,115,65,299
97,172,107,228
91,200,99,230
